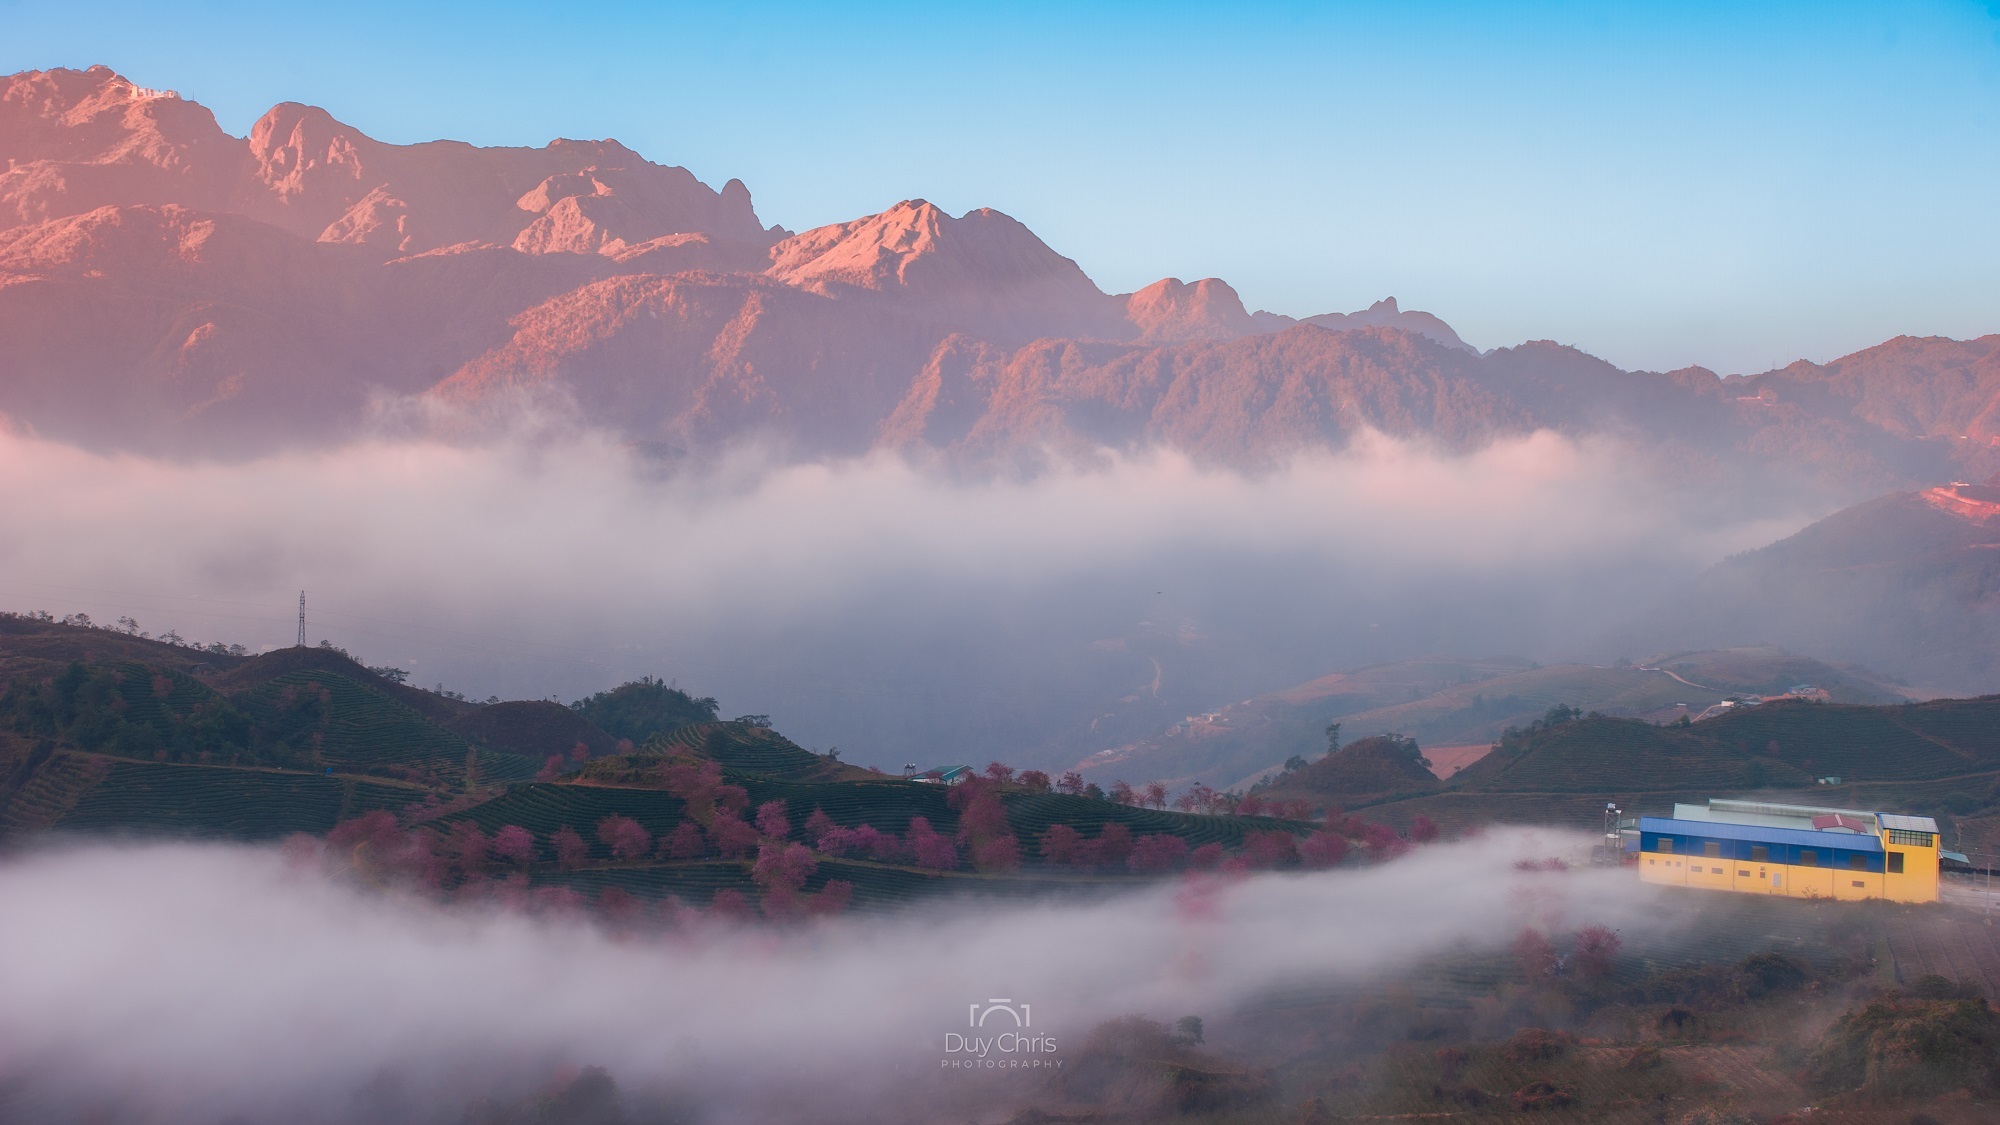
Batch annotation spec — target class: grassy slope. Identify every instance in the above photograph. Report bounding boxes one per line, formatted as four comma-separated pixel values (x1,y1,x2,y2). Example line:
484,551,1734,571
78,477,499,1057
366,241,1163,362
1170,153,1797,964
1079,647,1910,793
1356,694,2000,840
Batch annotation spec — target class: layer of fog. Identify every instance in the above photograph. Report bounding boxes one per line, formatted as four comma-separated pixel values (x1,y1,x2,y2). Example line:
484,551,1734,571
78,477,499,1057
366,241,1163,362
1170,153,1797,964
0,424,1818,770
0,831,1660,1122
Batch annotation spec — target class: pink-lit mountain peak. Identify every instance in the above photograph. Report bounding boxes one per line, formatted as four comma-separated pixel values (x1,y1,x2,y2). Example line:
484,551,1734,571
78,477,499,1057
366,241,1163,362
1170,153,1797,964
1,65,773,258
767,199,1127,342
1124,277,1258,342
769,199,1098,295
0,65,229,167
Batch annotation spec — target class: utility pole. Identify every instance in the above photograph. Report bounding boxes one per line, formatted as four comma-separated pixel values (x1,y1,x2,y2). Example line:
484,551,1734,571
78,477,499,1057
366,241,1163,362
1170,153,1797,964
297,591,306,647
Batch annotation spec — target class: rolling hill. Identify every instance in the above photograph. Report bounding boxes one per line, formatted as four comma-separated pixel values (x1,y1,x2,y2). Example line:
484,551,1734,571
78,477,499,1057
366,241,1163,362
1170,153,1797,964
0,616,1324,911
1616,479,2000,697
1075,647,1910,793
10,614,2000,910
1307,693,2000,857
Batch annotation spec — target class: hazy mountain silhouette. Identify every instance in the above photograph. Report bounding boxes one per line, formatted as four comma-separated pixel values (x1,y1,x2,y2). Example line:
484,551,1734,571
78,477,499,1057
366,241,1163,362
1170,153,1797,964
1613,477,2000,696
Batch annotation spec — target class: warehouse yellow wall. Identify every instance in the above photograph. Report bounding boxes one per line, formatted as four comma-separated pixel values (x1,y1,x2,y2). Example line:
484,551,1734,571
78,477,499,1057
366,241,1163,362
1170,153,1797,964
1640,838,1937,903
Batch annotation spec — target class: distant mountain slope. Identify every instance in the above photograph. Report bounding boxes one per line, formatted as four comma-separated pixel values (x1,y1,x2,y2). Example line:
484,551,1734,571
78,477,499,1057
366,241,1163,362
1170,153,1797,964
1300,297,1474,353
1341,694,2000,842
0,64,1993,488
1075,647,1909,792
1620,480,2000,696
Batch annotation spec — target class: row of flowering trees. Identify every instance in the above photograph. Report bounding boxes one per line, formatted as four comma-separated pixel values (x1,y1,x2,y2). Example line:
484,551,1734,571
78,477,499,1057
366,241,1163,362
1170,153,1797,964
969,759,1325,822
318,750,1447,921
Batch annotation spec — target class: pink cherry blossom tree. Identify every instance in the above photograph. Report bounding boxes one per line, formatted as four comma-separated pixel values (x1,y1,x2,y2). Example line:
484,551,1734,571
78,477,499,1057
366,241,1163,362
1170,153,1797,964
754,800,792,841
660,820,706,860
1039,824,1083,866
491,824,536,864
1127,833,1190,874
596,815,652,861
552,825,589,869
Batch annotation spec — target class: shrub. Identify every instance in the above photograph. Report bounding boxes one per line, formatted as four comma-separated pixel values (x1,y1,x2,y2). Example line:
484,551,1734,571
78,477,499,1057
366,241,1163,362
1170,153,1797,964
1503,1027,1574,1062
1513,929,1559,980
1509,1080,1573,1111
1805,995,2000,1097
1572,924,1622,981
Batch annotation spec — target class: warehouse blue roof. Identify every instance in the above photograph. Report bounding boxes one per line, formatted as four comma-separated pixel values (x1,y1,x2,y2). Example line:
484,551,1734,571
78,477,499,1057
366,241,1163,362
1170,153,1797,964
1639,816,1882,853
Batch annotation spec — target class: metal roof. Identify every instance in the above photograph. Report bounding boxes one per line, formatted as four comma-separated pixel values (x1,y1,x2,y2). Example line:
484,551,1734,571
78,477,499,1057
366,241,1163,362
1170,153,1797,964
1879,813,1941,834
1640,816,1883,853
1707,798,1877,822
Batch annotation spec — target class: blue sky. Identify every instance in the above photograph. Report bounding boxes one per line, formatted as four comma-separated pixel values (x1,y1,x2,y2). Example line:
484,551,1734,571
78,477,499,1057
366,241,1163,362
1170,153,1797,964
8,0,2000,373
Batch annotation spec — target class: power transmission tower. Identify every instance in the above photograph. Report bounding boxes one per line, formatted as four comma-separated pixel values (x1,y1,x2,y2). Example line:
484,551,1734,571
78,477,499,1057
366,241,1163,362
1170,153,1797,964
297,591,306,647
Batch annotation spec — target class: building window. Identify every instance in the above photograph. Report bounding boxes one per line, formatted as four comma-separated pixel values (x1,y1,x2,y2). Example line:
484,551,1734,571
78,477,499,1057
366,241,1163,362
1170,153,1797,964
1750,845,1769,862
1703,842,1722,858
1888,853,1905,874
1852,880,1866,888
1658,838,1675,854
1848,855,1867,871
1887,829,1935,848
1738,869,1750,877
1800,850,1818,866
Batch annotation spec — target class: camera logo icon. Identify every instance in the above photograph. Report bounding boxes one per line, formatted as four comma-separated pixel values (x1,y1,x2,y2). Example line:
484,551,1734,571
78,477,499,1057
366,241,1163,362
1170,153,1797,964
969,998,1031,1027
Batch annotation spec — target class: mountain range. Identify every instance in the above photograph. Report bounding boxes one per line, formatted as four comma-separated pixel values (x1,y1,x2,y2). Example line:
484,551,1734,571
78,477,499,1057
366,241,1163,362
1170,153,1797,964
3,64,2000,491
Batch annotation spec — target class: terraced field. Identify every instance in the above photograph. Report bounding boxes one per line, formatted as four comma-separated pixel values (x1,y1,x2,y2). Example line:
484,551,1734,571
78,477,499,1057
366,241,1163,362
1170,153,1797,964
738,776,960,836
530,855,1154,909
533,860,757,904
1694,701,1985,779
1457,718,1816,793
0,750,109,834
649,721,832,779
233,669,483,778
442,784,692,859
108,663,221,728
54,759,425,839
1002,791,1309,847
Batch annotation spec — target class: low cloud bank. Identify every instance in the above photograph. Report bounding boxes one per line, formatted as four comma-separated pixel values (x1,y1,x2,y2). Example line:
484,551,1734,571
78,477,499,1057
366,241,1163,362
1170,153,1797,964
0,425,1818,765
0,830,1659,1122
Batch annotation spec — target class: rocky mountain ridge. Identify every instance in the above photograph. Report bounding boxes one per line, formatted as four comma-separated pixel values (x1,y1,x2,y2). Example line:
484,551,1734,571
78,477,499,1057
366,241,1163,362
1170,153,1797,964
3,64,1999,493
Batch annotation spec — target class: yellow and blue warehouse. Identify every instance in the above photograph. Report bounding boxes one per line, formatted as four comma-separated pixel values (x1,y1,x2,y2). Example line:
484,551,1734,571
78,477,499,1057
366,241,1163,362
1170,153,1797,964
1637,799,1948,904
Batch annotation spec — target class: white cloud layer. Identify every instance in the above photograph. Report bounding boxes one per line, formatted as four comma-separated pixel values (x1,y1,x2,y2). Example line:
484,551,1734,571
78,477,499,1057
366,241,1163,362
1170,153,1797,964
0,831,1662,1122
0,425,1819,764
